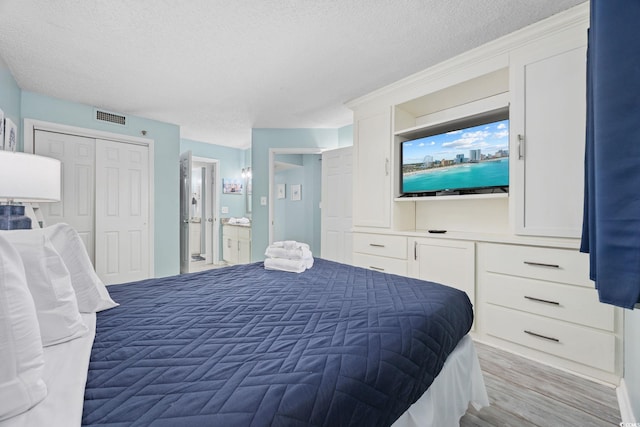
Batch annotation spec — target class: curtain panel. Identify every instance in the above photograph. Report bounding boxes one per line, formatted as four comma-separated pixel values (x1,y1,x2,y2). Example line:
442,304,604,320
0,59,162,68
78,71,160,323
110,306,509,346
581,0,640,309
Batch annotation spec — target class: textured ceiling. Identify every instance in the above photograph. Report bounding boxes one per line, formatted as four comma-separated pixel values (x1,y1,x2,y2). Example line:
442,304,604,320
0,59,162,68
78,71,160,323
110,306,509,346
0,0,586,148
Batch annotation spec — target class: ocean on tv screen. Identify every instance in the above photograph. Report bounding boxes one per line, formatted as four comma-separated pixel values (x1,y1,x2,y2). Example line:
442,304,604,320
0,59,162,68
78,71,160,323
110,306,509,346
402,158,508,192
402,119,509,193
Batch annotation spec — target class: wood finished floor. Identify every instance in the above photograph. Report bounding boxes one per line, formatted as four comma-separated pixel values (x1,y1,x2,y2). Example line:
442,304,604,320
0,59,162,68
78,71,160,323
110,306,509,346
460,342,621,427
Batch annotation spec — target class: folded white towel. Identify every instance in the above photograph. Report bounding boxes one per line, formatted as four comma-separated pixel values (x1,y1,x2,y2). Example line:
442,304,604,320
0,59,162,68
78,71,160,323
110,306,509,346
271,241,309,250
228,217,250,225
283,240,298,250
304,256,314,269
264,240,314,272
264,257,307,273
264,246,312,260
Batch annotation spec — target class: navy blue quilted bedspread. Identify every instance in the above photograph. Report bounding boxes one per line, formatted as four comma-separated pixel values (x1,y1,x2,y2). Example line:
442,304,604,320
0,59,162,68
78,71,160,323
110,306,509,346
82,259,473,426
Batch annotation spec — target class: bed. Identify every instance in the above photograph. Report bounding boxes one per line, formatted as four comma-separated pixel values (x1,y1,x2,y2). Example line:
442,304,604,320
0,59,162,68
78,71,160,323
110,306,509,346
82,259,487,426
1,229,488,427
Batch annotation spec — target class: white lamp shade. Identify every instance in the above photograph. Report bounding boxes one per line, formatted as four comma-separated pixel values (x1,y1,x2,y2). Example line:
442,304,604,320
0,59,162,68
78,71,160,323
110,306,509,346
0,151,61,202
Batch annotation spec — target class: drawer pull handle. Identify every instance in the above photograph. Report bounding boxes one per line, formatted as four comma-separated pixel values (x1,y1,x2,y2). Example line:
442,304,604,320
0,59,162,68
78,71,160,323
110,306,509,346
518,134,525,160
370,266,385,271
524,330,560,343
369,244,385,248
524,296,560,306
523,261,560,269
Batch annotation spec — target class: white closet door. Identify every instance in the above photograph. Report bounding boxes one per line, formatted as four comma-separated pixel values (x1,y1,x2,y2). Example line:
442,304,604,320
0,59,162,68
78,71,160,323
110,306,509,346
95,139,150,284
34,130,96,263
321,146,353,264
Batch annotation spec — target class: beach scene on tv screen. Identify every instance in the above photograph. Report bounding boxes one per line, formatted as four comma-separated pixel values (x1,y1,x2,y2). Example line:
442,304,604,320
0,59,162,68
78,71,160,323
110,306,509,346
402,119,509,193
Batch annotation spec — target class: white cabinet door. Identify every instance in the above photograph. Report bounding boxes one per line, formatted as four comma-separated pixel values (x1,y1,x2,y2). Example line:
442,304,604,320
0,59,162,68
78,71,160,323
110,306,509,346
238,238,251,264
408,237,475,304
511,33,587,238
95,139,150,284
222,226,237,264
353,110,391,228
223,225,252,265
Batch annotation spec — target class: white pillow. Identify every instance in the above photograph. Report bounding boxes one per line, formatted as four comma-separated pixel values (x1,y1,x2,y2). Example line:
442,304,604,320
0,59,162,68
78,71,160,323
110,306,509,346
0,235,48,421
0,229,88,347
43,223,118,313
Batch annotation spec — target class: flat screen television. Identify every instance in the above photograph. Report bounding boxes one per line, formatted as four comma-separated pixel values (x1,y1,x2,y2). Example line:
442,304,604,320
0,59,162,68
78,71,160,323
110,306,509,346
400,116,509,197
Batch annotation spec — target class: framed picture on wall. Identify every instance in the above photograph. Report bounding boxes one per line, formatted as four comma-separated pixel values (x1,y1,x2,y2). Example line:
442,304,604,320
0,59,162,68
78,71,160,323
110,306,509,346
291,184,301,201
222,178,243,194
3,118,17,152
277,184,285,199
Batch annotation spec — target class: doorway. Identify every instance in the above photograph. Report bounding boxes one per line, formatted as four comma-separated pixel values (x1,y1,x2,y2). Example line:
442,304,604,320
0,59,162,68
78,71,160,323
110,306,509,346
180,151,220,273
268,148,323,255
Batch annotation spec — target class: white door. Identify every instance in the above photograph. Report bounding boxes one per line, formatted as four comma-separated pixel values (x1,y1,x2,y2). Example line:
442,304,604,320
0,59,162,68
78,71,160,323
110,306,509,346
179,155,219,273
203,162,217,264
95,139,150,284
34,130,96,263
179,151,192,273
321,147,353,264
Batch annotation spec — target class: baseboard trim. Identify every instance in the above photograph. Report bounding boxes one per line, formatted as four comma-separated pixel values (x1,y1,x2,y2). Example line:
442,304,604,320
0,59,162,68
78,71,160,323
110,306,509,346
617,378,638,423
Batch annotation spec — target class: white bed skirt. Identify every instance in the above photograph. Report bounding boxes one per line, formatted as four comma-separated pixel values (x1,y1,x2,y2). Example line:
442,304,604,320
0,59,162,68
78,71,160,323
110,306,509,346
392,335,490,427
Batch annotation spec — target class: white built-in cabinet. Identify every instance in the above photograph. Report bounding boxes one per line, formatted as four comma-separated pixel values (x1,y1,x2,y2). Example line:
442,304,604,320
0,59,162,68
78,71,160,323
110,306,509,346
407,238,475,310
510,31,587,238
477,243,621,383
346,4,622,384
352,111,392,228
352,232,407,276
222,224,251,265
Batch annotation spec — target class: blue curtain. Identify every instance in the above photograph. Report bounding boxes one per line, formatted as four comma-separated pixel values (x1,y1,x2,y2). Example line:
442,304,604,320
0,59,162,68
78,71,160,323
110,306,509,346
581,0,640,309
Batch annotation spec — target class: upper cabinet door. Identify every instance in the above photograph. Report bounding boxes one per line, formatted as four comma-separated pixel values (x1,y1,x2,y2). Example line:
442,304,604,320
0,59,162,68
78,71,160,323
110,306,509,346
353,110,392,228
510,29,587,238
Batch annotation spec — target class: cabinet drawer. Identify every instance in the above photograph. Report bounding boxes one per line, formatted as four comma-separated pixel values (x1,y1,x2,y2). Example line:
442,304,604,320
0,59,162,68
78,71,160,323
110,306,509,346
485,272,614,331
482,243,591,287
222,225,238,239
352,253,407,276
353,233,407,260
485,305,615,372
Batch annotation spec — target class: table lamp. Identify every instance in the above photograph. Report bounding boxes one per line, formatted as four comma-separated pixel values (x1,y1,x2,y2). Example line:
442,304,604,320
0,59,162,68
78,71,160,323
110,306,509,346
0,151,61,230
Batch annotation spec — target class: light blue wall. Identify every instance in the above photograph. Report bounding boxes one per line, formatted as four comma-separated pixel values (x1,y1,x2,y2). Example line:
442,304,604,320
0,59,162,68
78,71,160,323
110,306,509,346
338,124,354,147
180,139,247,218
273,154,322,255
0,56,21,138
21,91,181,278
626,310,640,420
251,128,346,261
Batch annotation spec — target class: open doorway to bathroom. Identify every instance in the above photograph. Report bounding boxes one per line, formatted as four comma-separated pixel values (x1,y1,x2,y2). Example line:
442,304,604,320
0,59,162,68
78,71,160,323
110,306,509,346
269,148,323,256
180,151,221,273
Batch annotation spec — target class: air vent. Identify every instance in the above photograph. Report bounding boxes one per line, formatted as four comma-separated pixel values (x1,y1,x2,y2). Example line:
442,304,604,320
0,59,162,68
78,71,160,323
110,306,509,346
96,109,126,126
